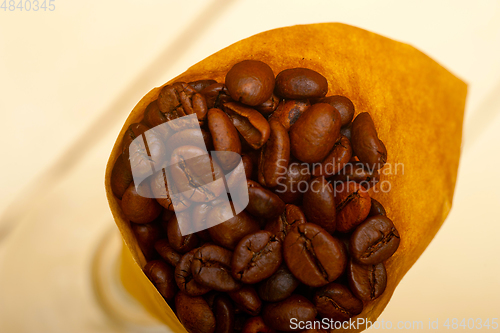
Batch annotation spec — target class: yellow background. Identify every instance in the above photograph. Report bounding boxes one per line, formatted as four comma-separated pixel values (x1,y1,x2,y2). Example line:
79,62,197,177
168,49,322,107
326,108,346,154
1,1,499,332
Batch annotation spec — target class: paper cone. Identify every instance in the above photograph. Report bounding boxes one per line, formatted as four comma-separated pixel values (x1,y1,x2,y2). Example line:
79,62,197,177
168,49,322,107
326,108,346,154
105,23,466,332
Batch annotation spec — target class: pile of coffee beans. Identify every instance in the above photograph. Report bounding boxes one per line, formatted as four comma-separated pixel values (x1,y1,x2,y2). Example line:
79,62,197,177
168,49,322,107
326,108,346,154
110,59,401,333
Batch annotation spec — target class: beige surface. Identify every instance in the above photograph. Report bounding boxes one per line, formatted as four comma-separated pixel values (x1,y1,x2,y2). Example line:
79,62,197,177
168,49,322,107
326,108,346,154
1,1,499,332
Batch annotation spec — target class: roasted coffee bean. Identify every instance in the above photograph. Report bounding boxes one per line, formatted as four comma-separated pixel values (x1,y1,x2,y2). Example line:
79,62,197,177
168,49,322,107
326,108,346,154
121,123,149,159
131,222,163,260
265,204,307,242
289,103,341,163
258,120,290,187
175,292,216,333
284,223,347,287
351,112,387,170
258,264,300,303
241,316,276,333
225,60,275,106
208,108,242,171
189,79,218,93
334,181,371,233
192,244,242,292
262,295,317,332
241,154,254,179
255,92,280,116
340,122,352,141
110,153,133,199
175,249,212,296
165,211,199,253
200,83,232,109
170,145,225,202
223,102,271,149
369,198,387,217
314,283,363,322
166,128,213,156
228,285,262,316
246,180,286,219
350,215,400,265
269,99,311,131
302,177,336,234
331,161,380,189
155,238,182,266
232,231,282,284
141,100,175,140
312,135,352,177
347,260,387,301
144,260,177,300
208,202,260,250
213,295,235,333
150,169,191,212
318,95,355,127
275,68,328,100
158,82,208,123
121,182,162,224
275,160,311,204
191,198,226,238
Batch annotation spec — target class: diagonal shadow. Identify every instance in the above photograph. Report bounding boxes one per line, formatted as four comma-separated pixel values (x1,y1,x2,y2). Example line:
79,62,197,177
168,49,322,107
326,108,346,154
0,0,238,243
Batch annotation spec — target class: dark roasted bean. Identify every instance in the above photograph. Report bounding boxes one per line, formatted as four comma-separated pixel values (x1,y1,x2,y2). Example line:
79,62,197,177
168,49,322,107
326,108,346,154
110,153,133,199
275,160,311,204
275,68,328,100
347,260,387,301
175,249,212,296
246,180,286,219
314,283,363,322
351,112,387,170
223,102,271,149
175,292,216,333
228,285,262,316
225,60,275,106
302,177,336,234
165,211,199,253
208,107,242,171
369,198,387,217
333,181,371,233
264,204,307,242
258,119,290,187
262,295,317,332
318,95,355,127
131,221,163,260
144,260,177,300
121,182,162,224
154,238,182,267
258,264,300,303
213,295,235,333
312,135,352,177
350,215,400,265
268,99,311,131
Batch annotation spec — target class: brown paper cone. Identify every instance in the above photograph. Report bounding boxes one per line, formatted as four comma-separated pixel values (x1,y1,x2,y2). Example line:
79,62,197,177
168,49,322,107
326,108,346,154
105,23,466,332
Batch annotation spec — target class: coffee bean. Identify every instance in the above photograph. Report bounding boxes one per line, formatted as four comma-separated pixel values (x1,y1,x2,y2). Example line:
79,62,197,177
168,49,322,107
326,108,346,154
223,102,271,149
228,285,262,316
191,244,242,292
208,107,242,171
144,260,177,300
213,295,235,333
351,112,387,170
331,161,380,189
318,95,355,127
246,180,286,219
208,202,260,250
189,79,218,93
314,283,363,322
175,249,211,296
275,160,311,204
262,294,317,332
164,211,199,253
275,68,328,99
241,316,276,333
265,204,307,242
258,120,290,187
150,169,191,212
200,83,232,109
121,123,149,160
350,215,400,265
269,99,311,131
347,260,387,301
232,231,282,284
225,60,275,106
302,177,336,234
154,238,182,267
312,135,352,177
175,292,216,333
166,128,213,157
284,223,347,287
121,182,162,224
257,264,300,303
369,198,387,217
110,153,132,199
132,221,163,260
255,92,280,116
334,181,371,233
290,103,341,163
